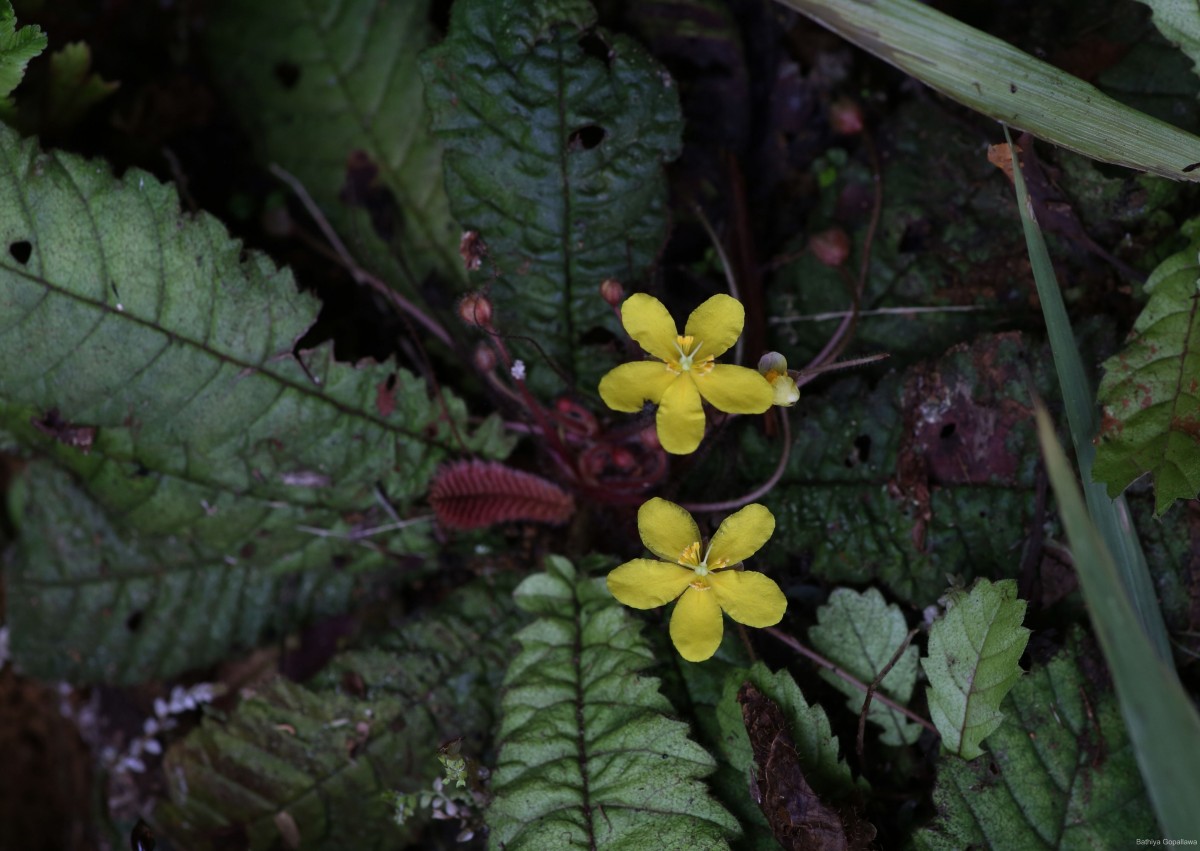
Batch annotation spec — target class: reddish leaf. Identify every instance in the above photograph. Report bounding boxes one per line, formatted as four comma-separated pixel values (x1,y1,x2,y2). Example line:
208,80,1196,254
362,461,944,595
429,460,575,530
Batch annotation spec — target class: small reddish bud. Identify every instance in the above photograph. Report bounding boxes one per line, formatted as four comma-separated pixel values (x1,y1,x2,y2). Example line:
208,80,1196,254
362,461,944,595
600,278,624,307
829,98,864,136
809,228,851,268
459,230,486,271
458,292,493,328
473,343,497,372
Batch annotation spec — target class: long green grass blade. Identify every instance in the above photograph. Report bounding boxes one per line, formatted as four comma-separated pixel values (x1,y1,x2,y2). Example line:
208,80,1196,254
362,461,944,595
1005,128,1172,664
1035,407,1200,839
774,0,1200,181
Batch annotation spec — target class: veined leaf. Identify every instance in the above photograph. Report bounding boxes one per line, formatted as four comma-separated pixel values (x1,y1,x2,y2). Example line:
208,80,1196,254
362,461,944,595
914,631,1157,849
1094,223,1200,514
1136,0,1200,80
422,0,683,396
0,1,45,116
155,576,522,851
923,578,1031,760
0,123,510,681
487,555,738,849
808,588,921,747
208,0,462,292
715,663,864,808
5,462,362,683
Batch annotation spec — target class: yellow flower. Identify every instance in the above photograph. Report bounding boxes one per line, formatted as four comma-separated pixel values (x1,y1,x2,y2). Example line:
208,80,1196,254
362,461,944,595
607,498,787,662
599,293,774,455
757,352,800,407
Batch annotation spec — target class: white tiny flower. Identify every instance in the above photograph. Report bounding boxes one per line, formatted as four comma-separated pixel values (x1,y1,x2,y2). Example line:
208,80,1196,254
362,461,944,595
143,738,162,755
154,698,169,718
511,359,526,381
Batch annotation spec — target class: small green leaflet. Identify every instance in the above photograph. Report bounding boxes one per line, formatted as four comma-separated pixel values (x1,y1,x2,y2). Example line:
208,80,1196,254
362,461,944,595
1134,0,1200,80
914,631,1157,849
922,578,1030,760
808,588,921,746
1094,221,1200,514
487,555,738,849
0,0,45,116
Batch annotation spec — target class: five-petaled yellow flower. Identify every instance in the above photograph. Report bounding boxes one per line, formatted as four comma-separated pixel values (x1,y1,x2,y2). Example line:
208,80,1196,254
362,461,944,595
599,293,774,455
607,498,787,662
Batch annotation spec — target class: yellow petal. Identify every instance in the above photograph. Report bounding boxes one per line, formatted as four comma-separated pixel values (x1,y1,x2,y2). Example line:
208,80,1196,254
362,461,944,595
638,497,701,562
694,364,774,414
710,570,787,627
607,558,693,609
669,585,724,662
599,361,678,412
656,373,706,454
707,503,775,566
684,294,744,360
621,293,678,362
771,375,800,407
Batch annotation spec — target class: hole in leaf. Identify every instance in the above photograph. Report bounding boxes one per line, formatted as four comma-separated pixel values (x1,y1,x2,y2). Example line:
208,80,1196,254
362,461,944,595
940,422,957,439
578,32,612,67
9,240,32,264
274,61,301,90
427,0,452,34
568,125,606,151
853,434,872,463
126,610,145,632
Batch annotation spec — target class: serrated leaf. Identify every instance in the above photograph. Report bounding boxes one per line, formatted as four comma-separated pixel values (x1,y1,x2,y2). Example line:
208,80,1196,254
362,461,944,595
715,662,864,808
5,462,361,683
0,123,510,681
208,0,462,292
1094,227,1200,514
155,577,522,851
0,1,45,116
488,555,738,850
1136,0,1200,81
422,0,683,396
922,578,1031,760
808,588,920,747
43,42,118,132
914,631,1157,849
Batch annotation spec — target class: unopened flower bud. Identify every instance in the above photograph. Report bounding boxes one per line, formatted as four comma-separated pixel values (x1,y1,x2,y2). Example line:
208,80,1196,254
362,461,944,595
809,228,851,268
473,343,497,372
600,278,624,307
829,98,864,136
457,292,493,328
757,352,800,407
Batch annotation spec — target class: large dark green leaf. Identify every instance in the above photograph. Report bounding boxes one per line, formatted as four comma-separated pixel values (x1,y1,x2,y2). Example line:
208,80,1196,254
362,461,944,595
422,0,683,396
208,0,462,293
0,123,509,682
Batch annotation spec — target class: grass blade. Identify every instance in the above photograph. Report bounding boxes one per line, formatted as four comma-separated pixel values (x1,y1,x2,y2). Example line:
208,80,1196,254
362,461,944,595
1005,128,1172,663
774,0,1200,181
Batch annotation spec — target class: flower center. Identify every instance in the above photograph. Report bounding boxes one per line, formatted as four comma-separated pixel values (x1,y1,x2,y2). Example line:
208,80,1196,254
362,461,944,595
678,541,728,577
672,335,715,374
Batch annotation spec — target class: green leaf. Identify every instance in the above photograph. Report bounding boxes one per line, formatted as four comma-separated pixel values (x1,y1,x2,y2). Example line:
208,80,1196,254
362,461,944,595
748,334,1050,605
43,42,118,131
1037,406,1200,840
1094,224,1200,514
155,577,522,850
207,0,462,292
714,662,863,807
774,0,1200,182
913,631,1157,850
487,555,738,849
1135,0,1200,81
5,462,360,683
922,578,1031,760
0,0,44,116
0,123,510,681
421,0,683,396
808,588,921,747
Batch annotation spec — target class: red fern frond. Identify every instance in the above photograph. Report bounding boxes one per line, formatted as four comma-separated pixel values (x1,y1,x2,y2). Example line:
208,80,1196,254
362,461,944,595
429,460,575,530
